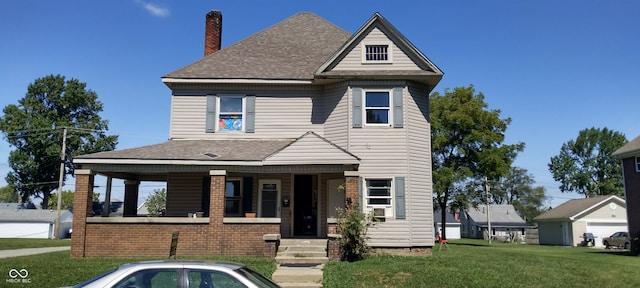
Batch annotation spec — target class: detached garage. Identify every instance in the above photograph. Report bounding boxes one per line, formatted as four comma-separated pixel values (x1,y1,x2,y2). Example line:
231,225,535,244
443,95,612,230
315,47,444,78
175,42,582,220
0,203,73,239
534,195,627,247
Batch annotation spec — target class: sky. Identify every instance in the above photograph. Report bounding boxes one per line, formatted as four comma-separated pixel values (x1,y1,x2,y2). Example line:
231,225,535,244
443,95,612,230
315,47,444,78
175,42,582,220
0,0,639,208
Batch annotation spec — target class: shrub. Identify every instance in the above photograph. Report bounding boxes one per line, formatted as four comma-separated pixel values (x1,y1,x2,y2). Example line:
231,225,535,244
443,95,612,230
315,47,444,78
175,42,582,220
336,203,377,262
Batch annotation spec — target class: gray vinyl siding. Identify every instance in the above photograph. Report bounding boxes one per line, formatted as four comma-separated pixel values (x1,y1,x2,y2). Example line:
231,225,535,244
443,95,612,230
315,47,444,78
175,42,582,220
347,82,433,247
322,82,349,149
332,27,422,71
264,133,358,165
406,84,434,245
166,174,205,217
169,84,324,139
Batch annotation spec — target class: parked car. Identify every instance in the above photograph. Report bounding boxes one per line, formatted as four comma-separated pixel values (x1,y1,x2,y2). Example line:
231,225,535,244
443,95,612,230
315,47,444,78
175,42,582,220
602,232,630,249
69,260,280,288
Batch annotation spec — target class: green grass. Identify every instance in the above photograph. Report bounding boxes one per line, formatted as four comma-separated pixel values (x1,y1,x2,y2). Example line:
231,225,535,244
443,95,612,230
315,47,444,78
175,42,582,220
0,238,71,250
0,251,277,288
3,238,640,287
323,239,640,288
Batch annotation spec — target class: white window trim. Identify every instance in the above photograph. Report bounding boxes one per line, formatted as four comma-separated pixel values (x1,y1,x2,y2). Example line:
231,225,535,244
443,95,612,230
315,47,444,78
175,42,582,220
363,89,393,127
361,41,393,64
364,178,394,218
636,156,640,172
215,95,246,132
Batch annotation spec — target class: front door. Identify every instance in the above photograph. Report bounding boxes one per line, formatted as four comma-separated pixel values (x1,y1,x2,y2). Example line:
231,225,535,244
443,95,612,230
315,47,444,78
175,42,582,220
294,175,316,235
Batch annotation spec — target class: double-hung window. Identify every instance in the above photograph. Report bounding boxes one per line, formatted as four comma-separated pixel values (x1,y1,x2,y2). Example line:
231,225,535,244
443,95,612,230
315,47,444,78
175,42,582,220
366,179,392,206
365,91,391,125
225,179,242,216
217,96,244,132
636,157,640,172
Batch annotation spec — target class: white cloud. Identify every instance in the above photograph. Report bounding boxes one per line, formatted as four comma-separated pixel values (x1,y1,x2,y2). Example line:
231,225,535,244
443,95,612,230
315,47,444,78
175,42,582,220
135,0,170,17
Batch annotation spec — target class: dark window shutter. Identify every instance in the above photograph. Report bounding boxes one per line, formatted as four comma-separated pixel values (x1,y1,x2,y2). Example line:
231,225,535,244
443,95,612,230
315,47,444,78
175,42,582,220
205,95,217,133
395,176,406,219
242,177,253,213
245,95,255,133
202,177,211,217
352,88,362,128
393,87,403,128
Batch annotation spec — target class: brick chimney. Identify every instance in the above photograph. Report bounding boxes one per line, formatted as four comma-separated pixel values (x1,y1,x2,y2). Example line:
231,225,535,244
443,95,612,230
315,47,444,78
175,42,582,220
204,10,222,56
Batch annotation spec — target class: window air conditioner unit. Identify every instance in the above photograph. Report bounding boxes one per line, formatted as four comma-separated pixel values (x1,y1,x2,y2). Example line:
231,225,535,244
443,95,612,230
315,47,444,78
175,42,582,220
373,208,385,218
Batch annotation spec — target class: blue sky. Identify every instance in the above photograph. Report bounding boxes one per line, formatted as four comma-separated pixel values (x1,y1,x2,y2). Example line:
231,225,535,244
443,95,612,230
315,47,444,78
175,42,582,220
0,0,638,207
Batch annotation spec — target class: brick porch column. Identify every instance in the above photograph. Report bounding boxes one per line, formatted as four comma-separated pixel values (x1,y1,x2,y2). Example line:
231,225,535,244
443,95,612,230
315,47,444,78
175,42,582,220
344,171,360,208
208,170,226,254
70,169,94,258
123,180,140,217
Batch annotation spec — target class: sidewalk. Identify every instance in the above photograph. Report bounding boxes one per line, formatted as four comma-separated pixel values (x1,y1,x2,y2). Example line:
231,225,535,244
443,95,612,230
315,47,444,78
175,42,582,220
0,246,70,259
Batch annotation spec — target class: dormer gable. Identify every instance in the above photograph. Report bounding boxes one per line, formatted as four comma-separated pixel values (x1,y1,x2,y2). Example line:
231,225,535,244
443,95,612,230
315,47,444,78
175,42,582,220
316,13,443,88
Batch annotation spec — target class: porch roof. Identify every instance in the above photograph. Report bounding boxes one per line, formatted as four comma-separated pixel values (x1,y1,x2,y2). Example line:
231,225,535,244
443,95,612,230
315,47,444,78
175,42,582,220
74,132,361,167
74,139,293,162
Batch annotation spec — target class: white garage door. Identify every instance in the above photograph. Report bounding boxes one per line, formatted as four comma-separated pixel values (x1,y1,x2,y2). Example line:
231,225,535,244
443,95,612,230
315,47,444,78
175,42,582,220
0,223,53,238
586,222,628,247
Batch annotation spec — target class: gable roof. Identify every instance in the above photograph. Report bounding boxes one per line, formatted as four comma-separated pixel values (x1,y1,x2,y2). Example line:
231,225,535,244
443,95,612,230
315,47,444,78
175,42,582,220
163,12,351,82
534,195,625,221
316,12,443,88
612,135,640,159
264,131,360,165
464,204,530,227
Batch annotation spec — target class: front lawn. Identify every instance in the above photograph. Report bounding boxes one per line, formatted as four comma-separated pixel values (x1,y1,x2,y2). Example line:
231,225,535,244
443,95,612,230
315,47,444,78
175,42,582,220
2,239,639,287
0,252,277,288
0,238,70,250
323,239,640,288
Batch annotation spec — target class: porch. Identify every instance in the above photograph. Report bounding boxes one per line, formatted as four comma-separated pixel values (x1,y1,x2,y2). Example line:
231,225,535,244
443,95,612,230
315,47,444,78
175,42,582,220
70,169,360,258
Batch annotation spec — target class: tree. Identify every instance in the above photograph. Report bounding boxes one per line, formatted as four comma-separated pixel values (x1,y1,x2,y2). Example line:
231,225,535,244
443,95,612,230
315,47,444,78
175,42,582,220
47,190,75,210
144,188,167,217
0,185,19,203
548,127,627,197
431,85,524,239
0,75,118,208
489,167,547,222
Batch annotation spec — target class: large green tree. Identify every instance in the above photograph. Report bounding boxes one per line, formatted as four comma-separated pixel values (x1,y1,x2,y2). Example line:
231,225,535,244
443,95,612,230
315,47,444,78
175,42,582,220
548,127,627,197
0,75,118,208
489,166,547,223
431,85,524,238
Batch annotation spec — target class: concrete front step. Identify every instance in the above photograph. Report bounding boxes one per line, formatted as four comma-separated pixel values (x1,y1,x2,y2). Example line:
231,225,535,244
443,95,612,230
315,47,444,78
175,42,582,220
272,264,324,284
276,256,329,265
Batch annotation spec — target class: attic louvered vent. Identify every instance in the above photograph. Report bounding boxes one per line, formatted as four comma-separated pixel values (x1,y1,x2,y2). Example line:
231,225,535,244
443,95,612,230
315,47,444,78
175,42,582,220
203,153,220,159
365,45,388,61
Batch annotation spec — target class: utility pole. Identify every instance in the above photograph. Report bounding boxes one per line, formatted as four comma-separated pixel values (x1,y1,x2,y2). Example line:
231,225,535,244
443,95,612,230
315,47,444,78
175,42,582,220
54,127,67,239
485,177,492,244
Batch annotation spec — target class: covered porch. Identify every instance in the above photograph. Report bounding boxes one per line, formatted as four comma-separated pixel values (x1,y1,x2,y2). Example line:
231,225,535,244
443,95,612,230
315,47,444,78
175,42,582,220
70,133,361,258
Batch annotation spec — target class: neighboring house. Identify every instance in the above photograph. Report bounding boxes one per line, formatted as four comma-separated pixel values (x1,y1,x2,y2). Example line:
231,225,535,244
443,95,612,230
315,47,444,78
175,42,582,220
460,204,531,241
0,203,72,239
534,195,627,247
434,209,461,239
612,135,640,254
70,11,443,258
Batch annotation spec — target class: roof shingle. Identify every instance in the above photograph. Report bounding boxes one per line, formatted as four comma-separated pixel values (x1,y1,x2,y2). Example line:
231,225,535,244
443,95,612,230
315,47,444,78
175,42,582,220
163,12,351,80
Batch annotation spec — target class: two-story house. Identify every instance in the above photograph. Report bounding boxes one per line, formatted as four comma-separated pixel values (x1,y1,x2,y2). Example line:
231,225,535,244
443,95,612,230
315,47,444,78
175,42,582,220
70,10,443,258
